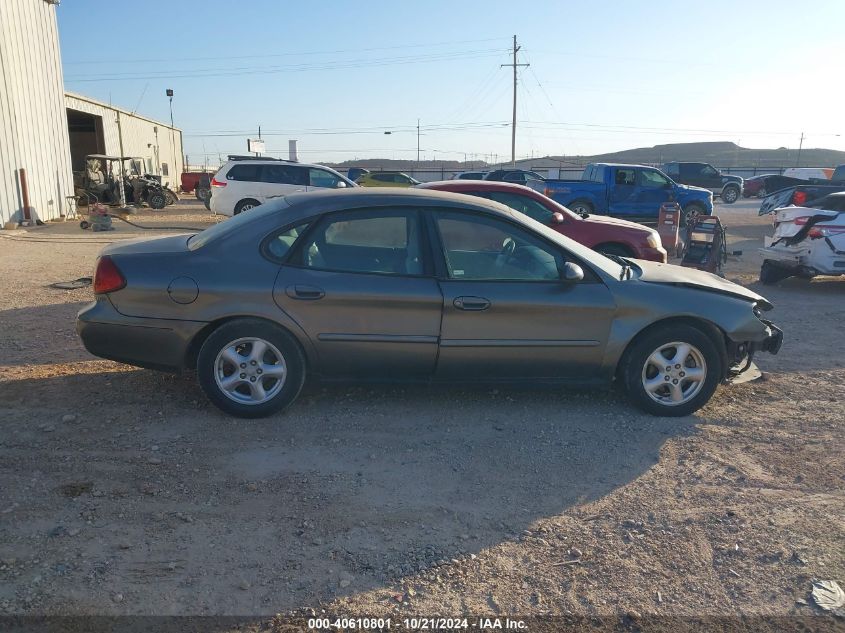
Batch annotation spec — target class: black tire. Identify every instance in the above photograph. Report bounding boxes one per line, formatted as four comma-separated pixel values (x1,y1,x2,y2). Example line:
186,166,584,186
195,186,210,202
721,185,740,204
619,323,722,417
568,200,594,217
164,189,178,206
756,187,767,199
759,260,793,285
79,220,90,230
197,319,306,418
681,203,705,227
595,243,633,258
147,191,167,210
234,199,261,215
204,197,211,211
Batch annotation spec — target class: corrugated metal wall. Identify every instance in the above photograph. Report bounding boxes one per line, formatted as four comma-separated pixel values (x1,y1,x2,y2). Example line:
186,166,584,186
0,0,74,225
64,93,184,191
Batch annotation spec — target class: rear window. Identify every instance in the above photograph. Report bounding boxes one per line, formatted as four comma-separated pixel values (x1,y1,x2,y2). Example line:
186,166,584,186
226,164,262,181
188,198,291,250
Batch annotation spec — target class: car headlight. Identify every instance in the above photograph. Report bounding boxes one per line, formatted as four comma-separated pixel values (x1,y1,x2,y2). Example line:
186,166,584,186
646,231,661,249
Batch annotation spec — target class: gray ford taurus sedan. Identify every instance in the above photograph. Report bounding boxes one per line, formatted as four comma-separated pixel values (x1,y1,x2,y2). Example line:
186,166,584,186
77,188,782,418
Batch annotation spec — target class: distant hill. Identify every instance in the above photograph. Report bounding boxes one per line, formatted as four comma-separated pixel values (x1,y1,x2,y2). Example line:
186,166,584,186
325,142,845,172
560,142,845,169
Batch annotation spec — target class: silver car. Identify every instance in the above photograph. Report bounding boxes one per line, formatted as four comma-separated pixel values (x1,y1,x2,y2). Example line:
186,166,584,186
77,189,782,418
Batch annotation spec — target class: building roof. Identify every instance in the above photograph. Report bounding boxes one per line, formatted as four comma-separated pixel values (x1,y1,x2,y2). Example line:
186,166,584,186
64,91,180,132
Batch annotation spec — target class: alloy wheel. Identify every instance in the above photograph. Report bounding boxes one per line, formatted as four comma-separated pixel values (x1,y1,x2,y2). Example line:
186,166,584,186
214,337,287,405
641,341,707,406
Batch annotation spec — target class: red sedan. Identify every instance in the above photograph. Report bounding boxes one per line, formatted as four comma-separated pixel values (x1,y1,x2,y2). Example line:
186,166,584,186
418,180,667,262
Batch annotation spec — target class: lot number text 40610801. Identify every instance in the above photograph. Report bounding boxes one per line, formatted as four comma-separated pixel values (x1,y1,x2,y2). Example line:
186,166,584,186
307,617,528,630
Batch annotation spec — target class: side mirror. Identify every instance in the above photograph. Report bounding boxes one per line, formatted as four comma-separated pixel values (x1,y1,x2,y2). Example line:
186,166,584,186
551,211,565,224
561,262,584,282
336,181,348,188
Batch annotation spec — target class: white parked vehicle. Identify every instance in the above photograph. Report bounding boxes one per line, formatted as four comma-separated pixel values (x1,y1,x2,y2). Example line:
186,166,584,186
759,192,845,284
209,157,356,216
782,167,833,181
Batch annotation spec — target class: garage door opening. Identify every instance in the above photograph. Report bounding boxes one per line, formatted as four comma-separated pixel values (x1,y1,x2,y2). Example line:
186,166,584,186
67,108,105,173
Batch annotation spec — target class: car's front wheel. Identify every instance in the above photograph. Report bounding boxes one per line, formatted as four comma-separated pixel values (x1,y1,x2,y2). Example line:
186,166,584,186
681,203,706,227
621,324,722,417
197,319,306,418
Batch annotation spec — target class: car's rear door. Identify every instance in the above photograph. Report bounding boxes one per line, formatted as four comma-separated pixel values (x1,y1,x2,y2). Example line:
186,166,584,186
261,164,308,200
272,208,442,378
429,209,615,380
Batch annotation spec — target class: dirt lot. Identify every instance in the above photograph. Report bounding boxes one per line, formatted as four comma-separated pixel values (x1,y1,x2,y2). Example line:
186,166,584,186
0,198,843,627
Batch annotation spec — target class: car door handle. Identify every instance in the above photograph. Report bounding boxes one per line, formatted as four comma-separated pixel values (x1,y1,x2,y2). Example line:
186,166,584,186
286,285,325,300
453,296,490,311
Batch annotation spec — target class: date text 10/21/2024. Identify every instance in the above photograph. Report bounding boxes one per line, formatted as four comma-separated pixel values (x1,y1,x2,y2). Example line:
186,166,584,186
308,618,528,630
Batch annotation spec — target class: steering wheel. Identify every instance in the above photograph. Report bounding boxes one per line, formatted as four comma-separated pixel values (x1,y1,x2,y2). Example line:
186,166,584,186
494,237,517,270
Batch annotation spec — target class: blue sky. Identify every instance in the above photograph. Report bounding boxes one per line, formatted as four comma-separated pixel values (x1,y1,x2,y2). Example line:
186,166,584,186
58,0,844,166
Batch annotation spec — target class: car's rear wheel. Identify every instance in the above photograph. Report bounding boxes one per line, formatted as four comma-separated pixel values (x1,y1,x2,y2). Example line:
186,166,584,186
147,191,167,209
681,203,705,227
621,324,722,417
568,200,594,217
234,199,260,215
756,186,767,198
722,185,740,204
197,319,306,418
759,260,793,285
164,189,178,206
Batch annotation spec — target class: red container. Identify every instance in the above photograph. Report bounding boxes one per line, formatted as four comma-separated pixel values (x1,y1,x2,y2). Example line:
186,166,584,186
657,202,681,257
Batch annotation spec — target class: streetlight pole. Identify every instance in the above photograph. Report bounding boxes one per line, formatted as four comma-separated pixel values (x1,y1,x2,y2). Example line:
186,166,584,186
417,118,420,165
796,131,804,167
166,89,176,182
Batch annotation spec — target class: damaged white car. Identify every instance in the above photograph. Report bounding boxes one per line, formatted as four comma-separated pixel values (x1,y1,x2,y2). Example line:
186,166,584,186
759,192,845,284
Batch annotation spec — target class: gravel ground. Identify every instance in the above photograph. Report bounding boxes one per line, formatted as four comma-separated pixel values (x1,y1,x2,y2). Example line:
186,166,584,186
0,198,843,627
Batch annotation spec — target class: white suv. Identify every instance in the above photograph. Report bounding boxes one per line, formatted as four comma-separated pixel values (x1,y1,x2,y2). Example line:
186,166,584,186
209,158,356,216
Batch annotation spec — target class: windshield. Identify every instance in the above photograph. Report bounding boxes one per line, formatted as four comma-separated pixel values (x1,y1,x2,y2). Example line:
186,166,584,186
188,199,291,250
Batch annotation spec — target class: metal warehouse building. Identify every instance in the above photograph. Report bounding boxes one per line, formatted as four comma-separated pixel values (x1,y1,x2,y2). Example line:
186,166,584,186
0,0,183,226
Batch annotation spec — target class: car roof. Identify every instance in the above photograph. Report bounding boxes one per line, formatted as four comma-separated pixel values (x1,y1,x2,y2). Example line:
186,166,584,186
279,187,515,219
418,179,539,194
222,159,326,169
591,162,654,169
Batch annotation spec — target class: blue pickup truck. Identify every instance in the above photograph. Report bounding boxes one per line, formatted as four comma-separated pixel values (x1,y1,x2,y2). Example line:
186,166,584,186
532,163,714,225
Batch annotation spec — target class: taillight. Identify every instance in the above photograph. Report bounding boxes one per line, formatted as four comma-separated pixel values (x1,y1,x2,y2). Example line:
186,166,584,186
93,256,126,294
210,177,227,187
544,187,551,197
808,225,845,238
793,191,808,206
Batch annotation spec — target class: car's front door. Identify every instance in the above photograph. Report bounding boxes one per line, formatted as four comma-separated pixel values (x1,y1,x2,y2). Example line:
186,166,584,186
634,168,674,216
272,208,442,378
608,167,640,216
429,209,616,380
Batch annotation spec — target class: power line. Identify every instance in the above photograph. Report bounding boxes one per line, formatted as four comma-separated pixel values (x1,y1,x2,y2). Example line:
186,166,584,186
65,49,507,82
64,37,512,65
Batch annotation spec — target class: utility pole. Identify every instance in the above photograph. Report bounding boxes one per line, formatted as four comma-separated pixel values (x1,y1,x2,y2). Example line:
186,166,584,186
417,119,420,165
796,131,804,167
501,35,529,167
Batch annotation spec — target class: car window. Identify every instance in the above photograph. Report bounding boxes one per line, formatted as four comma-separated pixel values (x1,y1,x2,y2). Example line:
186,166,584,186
527,171,544,180
664,163,679,178
299,210,423,276
615,169,636,186
483,191,553,224
262,164,308,186
434,211,563,281
639,169,671,188
372,174,391,182
701,165,719,177
188,198,291,250
266,222,309,260
502,172,524,183
308,168,342,188
226,164,262,181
